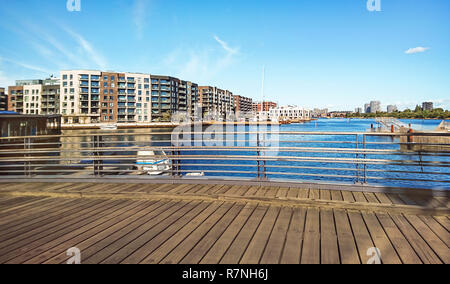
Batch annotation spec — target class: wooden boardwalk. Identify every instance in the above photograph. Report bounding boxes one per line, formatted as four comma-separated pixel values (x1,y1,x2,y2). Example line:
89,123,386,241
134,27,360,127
0,182,448,264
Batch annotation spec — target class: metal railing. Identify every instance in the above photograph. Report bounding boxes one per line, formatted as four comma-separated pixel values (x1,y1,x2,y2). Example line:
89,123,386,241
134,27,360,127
0,131,449,189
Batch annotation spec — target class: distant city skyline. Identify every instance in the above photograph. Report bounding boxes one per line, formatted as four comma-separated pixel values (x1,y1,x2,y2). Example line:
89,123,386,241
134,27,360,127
0,0,449,111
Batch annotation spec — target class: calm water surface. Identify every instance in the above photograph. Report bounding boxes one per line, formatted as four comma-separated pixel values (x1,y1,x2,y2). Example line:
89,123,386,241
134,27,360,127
61,119,450,190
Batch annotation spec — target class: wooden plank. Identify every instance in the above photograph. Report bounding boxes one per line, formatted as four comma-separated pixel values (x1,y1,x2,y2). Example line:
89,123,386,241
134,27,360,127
275,187,289,199
405,215,450,264
99,201,201,264
66,200,180,264
144,202,224,264
253,186,269,197
364,192,380,204
347,211,375,264
184,184,207,194
374,193,393,205
341,191,355,203
433,216,450,232
180,203,245,264
419,215,450,247
375,212,422,264
260,207,292,264
0,199,104,242
397,194,419,206
125,202,225,264
43,200,172,264
280,207,306,264
309,189,320,200
320,190,331,201
320,208,340,264
200,204,257,264
386,193,406,205
240,206,280,264
297,188,309,199
390,214,442,264
0,199,128,263
0,198,90,232
334,209,360,264
0,197,57,216
15,200,150,264
0,197,76,226
361,212,402,264
243,186,260,197
220,205,268,264
352,192,367,203
237,186,252,197
331,190,344,201
300,207,320,264
225,185,244,196
287,188,298,199
160,202,234,264
264,187,279,199
193,185,216,195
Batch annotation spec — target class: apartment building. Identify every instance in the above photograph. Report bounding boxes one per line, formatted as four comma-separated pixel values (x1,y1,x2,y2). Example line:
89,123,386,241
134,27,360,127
0,88,7,111
387,105,398,113
370,101,381,113
60,70,155,124
199,86,235,120
252,101,277,112
234,95,253,115
269,106,312,122
7,77,60,115
422,102,434,111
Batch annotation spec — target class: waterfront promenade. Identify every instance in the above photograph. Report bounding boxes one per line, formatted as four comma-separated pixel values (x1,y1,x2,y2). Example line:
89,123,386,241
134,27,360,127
0,180,448,264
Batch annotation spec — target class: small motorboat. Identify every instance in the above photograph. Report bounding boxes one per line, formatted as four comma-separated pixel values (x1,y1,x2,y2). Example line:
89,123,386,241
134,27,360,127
136,150,171,175
100,124,118,130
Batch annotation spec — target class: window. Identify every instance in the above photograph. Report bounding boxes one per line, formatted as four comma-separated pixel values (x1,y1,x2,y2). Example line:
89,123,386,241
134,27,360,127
104,82,108,87
104,76,108,81
63,82,68,87
111,76,115,81
63,75,68,80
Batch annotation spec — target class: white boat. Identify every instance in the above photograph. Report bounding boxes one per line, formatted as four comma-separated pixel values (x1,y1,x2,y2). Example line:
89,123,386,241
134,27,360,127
136,150,171,175
100,124,118,130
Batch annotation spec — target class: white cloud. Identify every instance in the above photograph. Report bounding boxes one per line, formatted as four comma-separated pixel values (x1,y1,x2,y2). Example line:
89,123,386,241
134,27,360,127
405,47,430,54
63,27,108,70
213,35,239,55
133,0,150,39
0,56,52,74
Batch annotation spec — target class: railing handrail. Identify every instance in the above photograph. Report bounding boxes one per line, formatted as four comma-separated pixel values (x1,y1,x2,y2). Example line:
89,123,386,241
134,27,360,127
1,130,450,140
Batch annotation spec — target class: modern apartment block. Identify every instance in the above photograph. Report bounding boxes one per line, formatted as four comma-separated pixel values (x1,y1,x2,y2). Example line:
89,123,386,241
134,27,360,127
151,76,198,122
269,106,312,122
198,86,235,120
234,95,253,115
387,105,398,113
369,101,381,113
0,88,7,111
59,70,199,124
422,102,434,111
252,101,277,112
7,77,60,115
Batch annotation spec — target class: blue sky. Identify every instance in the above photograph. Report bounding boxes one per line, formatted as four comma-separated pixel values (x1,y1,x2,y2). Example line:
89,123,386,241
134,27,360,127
0,0,449,111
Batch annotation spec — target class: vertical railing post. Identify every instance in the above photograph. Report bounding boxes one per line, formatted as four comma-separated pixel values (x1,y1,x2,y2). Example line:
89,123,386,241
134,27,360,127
93,135,104,177
363,134,367,184
256,131,261,180
355,134,359,184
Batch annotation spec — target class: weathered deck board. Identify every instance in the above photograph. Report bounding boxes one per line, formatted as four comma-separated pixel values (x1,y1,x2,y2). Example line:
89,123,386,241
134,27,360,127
0,182,448,264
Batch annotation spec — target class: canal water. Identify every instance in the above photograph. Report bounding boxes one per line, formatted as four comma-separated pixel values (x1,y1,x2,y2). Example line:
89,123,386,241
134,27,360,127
59,118,450,190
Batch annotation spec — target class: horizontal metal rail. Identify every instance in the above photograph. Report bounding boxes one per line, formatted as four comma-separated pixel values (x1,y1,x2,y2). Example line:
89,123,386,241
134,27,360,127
1,131,449,189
